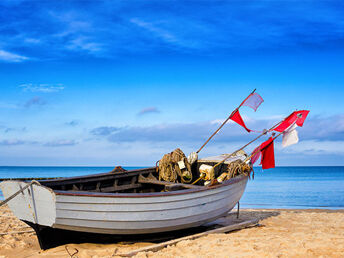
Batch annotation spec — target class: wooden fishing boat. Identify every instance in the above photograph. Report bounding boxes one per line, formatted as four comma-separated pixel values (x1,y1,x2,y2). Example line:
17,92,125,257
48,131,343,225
0,154,249,249
0,90,309,250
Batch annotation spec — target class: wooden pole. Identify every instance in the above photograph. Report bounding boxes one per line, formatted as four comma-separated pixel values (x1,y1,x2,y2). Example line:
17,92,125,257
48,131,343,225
191,174,205,185
118,219,259,257
196,89,256,154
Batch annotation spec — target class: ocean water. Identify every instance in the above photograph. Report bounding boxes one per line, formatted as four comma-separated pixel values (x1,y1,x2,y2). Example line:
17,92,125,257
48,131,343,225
0,166,343,209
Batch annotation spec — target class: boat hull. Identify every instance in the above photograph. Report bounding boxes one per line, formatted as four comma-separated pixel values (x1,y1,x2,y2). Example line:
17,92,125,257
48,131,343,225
54,176,248,234
1,175,248,235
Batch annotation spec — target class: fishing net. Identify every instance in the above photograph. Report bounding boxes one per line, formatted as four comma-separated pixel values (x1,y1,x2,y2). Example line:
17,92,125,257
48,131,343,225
157,148,192,183
226,159,252,180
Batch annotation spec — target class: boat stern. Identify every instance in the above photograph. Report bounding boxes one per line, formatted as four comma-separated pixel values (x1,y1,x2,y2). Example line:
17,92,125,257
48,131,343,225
0,180,56,227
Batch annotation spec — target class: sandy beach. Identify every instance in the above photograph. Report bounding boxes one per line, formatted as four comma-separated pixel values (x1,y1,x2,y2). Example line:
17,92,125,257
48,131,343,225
0,205,343,257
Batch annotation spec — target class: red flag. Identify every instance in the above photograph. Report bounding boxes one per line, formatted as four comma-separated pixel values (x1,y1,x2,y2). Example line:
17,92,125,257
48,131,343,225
250,146,261,165
230,110,251,132
240,92,264,111
274,110,310,132
260,137,275,169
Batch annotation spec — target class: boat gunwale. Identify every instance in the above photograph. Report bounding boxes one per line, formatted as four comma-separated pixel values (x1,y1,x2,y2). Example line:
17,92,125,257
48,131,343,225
39,167,154,183
54,174,248,198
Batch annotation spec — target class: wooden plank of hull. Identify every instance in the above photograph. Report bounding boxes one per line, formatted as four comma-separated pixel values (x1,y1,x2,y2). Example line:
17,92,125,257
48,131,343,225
55,182,245,220
52,177,248,234
55,187,236,212
54,206,232,234
57,194,235,221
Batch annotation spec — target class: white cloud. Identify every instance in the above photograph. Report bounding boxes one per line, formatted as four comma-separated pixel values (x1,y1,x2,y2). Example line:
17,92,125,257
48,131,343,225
20,83,65,93
67,36,103,53
0,139,25,146
24,38,41,44
0,49,28,62
280,140,344,155
44,140,77,147
130,18,180,45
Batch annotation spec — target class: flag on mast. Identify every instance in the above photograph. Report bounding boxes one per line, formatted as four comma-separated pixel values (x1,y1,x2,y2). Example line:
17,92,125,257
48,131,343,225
249,109,310,169
230,110,251,132
282,122,299,147
273,110,309,132
250,137,275,169
260,137,275,169
240,92,264,111
230,92,264,132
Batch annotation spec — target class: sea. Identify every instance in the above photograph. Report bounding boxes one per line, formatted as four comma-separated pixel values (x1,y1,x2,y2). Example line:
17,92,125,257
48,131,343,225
1,166,343,209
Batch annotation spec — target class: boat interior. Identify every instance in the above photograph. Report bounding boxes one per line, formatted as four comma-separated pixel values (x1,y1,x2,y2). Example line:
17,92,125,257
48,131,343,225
40,161,232,194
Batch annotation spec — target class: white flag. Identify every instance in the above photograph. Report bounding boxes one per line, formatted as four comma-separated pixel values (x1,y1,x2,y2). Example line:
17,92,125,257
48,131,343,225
241,92,264,111
282,123,299,147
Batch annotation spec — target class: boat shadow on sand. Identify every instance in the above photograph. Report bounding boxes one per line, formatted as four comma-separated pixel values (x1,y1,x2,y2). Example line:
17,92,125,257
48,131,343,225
29,209,280,250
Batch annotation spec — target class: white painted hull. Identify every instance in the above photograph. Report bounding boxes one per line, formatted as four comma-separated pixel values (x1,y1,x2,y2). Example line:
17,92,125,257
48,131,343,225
0,175,248,234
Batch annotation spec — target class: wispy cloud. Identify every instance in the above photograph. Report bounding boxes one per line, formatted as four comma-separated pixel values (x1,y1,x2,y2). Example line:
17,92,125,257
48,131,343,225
0,139,26,146
0,138,76,147
0,1,343,61
20,83,64,93
138,107,160,116
280,140,344,155
1,1,343,60
24,38,41,44
44,140,77,147
91,119,263,144
89,114,344,151
66,36,103,53
130,18,179,45
297,114,344,141
48,10,105,54
90,126,121,136
24,97,46,108
0,49,28,62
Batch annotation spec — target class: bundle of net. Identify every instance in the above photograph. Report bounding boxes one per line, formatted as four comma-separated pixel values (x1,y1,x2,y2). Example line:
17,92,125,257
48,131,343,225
226,159,252,180
157,148,192,183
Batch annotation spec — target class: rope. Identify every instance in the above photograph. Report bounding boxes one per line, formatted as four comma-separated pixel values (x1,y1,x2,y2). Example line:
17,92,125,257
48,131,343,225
226,160,252,180
0,180,41,207
157,148,192,183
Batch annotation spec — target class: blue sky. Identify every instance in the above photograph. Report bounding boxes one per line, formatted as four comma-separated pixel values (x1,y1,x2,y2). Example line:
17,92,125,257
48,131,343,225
0,0,344,166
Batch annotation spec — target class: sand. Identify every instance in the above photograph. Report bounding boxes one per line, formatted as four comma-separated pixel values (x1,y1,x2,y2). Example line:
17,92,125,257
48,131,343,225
1,205,343,258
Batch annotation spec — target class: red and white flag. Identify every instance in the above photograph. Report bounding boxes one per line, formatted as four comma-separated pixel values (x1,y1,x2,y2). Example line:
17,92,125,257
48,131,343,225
250,137,275,169
240,92,264,111
274,110,309,132
230,110,251,132
260,137,275,169
230,91,264,133
282,122,299,147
